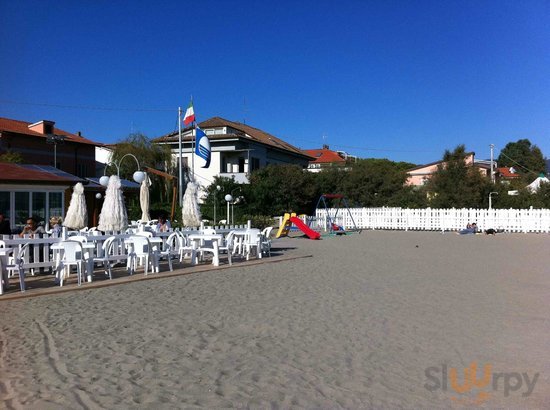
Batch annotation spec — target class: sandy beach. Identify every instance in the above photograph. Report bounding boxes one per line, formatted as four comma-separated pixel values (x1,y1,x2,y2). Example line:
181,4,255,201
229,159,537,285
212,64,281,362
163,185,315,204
1,231,549,409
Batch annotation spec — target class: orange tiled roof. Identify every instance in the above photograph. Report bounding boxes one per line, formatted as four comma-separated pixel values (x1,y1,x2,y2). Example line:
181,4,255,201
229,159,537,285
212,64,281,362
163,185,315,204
303,148,346,164
497,167,521,178
0,117,101,146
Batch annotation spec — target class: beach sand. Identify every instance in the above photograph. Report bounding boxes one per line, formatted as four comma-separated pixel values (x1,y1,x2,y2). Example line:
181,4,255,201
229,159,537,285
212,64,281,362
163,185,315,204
1,231,549,409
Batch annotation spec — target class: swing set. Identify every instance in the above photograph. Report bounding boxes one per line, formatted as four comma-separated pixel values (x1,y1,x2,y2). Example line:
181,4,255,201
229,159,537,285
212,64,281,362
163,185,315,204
312,194,361,235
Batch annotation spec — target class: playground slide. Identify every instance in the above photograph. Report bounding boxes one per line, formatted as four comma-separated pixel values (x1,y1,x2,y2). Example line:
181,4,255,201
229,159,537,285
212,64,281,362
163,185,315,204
289,217,321,240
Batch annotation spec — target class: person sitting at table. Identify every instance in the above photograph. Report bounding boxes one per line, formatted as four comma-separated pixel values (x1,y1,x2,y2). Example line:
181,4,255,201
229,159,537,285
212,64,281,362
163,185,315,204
19,217,45,238
0,213,11,235
49,216,63,237
156,215,171,232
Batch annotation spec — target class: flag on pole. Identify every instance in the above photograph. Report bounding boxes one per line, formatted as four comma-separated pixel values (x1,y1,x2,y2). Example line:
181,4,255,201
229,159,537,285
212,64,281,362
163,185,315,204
195,126,211,168
183,100,195,126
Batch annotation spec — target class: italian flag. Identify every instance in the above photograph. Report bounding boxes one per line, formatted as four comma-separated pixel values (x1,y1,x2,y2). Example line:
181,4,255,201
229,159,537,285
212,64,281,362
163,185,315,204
183,100,195,126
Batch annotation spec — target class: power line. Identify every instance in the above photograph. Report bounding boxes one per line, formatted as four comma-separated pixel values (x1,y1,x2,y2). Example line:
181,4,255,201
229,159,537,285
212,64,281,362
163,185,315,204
498,151,540,175
0,99,175,112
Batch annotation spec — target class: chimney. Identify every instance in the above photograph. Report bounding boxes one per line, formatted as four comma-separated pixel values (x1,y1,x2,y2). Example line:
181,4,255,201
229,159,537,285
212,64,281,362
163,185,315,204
28,120,55,135
322,144,329,149
77,131,82,137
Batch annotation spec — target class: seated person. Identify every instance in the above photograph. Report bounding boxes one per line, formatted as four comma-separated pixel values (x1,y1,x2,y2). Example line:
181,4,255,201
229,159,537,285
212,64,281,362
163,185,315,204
49,216,63,237
156,215,172,232
331,222,346,235
19,217,45,238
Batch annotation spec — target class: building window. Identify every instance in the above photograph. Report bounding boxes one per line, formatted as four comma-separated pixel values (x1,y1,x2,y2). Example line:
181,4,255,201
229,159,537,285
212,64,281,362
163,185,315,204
49,192,63,220
238,157,245,173
32,192,47,224
250,157,260,172
14,192,30,225
0,192,10,216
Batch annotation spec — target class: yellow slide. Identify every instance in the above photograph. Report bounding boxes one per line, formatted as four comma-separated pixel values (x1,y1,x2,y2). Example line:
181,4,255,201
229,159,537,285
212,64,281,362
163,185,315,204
276,212,296,238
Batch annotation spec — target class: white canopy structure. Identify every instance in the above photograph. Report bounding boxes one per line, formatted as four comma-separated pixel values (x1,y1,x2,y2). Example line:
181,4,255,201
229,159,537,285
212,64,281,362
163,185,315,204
526,174,549,193
63,182,88,229
182,181,201,227
98,175,128,232
140,176,151,222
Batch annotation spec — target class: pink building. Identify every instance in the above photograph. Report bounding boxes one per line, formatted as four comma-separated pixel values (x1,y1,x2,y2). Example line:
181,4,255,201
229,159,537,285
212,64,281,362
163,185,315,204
406,152,490,186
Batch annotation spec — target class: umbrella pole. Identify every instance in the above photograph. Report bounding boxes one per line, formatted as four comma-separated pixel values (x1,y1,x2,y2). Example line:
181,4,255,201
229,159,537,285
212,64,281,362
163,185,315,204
171,185,177,222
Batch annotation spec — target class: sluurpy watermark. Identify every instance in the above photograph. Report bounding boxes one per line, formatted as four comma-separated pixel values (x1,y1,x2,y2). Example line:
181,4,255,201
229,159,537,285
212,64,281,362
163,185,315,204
424,362,539,405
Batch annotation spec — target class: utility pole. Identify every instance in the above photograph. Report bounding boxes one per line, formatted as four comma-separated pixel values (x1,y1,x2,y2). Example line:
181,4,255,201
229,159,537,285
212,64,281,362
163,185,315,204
490,144,495,184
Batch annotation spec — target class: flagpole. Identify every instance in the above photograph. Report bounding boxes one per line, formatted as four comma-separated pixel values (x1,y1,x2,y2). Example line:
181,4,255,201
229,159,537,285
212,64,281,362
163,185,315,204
191,96,195,180
178,106,183,207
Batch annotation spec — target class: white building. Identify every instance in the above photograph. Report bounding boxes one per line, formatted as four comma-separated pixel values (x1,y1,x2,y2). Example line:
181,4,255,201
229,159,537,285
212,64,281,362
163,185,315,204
153,117,312,193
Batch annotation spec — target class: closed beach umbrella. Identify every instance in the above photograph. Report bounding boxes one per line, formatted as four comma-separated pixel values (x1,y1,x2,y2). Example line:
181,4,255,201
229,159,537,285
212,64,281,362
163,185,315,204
63,182,88,229
140,176,151,222
98,175,128,232
182,181,201,227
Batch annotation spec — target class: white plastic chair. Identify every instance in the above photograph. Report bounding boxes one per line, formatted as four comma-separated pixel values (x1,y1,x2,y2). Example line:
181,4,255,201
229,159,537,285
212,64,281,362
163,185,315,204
244,229,262,260
156,232,181,272
56,241,85,286
89,236,130,279
260,226,274,257
175,232,196,263
0,242,30,294
218,231,235,266
126,235,157,275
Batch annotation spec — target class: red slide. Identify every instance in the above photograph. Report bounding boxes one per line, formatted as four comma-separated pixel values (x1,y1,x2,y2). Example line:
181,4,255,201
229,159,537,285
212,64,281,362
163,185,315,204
289,217,321,240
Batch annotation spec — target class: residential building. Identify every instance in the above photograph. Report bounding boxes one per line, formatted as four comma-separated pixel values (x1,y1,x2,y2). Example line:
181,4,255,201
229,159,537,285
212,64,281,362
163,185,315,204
496,166,521,181
0,117,101,177
153,116,313,191
303,145,353,172
406,152,492,186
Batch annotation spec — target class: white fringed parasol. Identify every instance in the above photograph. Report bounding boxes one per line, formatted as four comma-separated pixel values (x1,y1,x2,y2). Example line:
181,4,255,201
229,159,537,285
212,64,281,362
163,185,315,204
98,175,128,232
182,181,201,227
63,182,88,229
140,176,151,222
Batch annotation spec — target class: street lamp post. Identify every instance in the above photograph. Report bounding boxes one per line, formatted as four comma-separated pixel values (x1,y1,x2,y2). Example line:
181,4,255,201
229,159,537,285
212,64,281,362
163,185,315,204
213,185,222,226
99,153,146,187
46,134,66,168
488,192,498,210
224,194,233,226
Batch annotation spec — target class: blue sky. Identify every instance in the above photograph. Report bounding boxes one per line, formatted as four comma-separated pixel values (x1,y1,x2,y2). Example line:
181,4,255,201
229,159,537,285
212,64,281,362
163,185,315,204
1,0,549,164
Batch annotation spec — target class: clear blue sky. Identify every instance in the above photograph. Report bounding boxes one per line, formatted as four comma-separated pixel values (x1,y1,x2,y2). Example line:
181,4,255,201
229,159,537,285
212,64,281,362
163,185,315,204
1,0,549,165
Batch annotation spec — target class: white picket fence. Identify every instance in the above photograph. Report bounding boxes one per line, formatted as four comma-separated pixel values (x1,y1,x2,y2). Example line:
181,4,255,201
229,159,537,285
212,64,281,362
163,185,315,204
313,207,550,233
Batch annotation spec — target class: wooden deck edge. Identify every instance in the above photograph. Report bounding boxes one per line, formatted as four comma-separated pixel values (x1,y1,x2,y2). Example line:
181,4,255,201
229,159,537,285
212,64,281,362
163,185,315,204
0,254,313,302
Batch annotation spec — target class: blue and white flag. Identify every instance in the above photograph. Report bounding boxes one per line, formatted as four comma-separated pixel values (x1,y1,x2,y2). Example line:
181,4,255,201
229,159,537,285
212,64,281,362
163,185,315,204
195,126,211,168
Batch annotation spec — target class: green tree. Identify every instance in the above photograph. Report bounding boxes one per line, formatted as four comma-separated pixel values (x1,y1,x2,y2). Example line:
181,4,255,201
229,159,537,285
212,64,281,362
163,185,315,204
339,159,414,207
497,139,546,177
427,145,491,208
247,164,316,216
